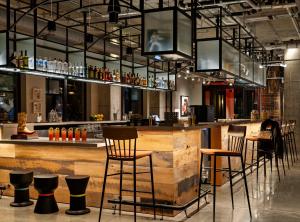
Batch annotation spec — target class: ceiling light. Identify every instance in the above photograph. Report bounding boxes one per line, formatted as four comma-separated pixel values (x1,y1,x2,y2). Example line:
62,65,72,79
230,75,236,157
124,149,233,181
184,76,188,80
154,55,161,60
110,53,119,58
229,82,233,86
186,69,190,74
177,74,181,78
192,78,195,81
108,0,121,23
280,63,287,67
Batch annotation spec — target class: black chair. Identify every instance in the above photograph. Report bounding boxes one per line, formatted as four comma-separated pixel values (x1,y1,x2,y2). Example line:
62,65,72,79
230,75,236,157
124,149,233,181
65,175,90,215
198,125,251,221
98,126,156,222
33,174,59,214
287,120,298,162
9,171,33,207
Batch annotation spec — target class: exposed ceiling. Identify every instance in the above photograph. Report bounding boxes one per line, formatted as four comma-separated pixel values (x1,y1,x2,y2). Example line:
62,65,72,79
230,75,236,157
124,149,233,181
0,0,299,66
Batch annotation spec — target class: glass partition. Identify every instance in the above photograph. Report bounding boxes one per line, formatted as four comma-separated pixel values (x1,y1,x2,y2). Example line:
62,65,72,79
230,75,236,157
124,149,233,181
0,33,6,65
240,53,253,81
196,39,220,71
144,10,174,53
177,11,192,57
222,40,239,76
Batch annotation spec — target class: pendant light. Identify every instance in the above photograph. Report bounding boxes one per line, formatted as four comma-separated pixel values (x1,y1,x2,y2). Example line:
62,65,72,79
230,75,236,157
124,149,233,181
47,0,56,32
108,0,121,23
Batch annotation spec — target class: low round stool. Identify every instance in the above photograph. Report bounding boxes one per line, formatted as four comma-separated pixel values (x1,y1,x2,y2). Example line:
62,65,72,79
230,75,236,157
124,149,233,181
65,175,90,215
9,170,33,207
34,174,59,214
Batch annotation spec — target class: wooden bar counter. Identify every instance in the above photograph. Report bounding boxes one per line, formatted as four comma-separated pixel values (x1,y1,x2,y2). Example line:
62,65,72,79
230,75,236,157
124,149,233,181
0,120,261,216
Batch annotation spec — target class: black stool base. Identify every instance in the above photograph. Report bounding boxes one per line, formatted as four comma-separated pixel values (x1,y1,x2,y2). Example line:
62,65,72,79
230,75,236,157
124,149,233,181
34,196,59,214
65,208,90,215
10,200,33,207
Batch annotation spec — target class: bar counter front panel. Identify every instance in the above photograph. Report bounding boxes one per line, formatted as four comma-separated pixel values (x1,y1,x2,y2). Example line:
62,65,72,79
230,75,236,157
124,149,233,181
0,120,261,216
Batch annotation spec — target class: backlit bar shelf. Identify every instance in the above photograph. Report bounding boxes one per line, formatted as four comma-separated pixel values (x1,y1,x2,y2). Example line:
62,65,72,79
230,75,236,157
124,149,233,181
0,67,173,91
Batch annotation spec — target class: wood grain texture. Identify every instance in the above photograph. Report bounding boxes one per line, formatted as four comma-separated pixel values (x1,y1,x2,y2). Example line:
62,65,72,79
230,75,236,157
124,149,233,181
0,128,202,216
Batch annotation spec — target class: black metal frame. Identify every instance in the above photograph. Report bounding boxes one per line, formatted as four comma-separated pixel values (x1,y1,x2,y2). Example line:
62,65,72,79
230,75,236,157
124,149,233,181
141,7,192,60
195,6,267,87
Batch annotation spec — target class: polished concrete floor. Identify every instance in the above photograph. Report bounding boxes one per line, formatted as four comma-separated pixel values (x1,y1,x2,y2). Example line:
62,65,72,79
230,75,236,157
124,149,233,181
1,159,300,222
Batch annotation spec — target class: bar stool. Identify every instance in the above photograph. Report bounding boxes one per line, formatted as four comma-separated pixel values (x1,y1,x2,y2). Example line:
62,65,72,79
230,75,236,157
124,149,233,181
245,136,259,174
9,171,33,207
281,122,291,169
98,126,156,222
198,125,251,221
288,120,298,161
287,121,298,163
33,174,59,214
65,175,90,215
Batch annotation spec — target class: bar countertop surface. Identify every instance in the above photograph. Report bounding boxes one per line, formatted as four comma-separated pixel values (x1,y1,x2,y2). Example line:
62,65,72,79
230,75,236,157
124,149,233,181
135,119,262,131
0,137,106,148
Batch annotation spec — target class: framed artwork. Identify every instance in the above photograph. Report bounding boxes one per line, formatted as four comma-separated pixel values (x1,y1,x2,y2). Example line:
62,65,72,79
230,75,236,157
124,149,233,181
32,102,41,114
180,95,189,116
32,88,41,101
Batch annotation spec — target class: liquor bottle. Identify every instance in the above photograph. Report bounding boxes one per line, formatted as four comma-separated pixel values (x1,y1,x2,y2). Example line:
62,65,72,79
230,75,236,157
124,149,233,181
135,73,140,85
28,56,34,69
43,57,48,71
53,58,58,73
93,66,98,79
112,70,116,81
88,65,93,79
23,50,29,68
68,62,73,75
115,70,120,82
10,52,17,68
38,57,43,71
18,50,24,68
57,59,62,73
96,67,101,80
79,63,84,77
63,60,68,74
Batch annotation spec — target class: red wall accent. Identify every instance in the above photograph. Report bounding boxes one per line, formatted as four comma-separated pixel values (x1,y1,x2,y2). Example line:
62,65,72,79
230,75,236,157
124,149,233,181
226,88,234,119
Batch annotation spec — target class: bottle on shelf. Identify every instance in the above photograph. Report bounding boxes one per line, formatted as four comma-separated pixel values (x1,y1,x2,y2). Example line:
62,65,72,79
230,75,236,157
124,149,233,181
43,57,48,71
23,50,29,69
63,60,68,74
28,56,34,69
18,50,24,68
10,51,17,68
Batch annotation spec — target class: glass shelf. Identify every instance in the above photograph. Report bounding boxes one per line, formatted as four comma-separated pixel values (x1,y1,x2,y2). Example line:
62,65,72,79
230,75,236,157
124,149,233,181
0,67,174,91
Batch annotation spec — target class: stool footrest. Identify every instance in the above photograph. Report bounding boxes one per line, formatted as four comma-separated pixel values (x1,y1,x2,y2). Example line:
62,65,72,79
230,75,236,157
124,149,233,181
108,189,209,211
121,189,152,194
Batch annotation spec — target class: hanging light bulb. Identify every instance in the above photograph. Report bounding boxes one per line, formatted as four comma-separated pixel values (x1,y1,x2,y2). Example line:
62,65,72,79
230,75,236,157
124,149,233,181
108,0,121,23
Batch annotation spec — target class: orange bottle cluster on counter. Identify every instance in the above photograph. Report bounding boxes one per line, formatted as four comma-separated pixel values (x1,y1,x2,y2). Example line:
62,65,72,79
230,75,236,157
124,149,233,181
48,127,88,142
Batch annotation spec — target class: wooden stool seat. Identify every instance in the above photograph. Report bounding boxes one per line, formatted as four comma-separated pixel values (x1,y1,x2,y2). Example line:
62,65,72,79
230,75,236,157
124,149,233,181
200,148,240,156
111,150,152,159
246,136,260,141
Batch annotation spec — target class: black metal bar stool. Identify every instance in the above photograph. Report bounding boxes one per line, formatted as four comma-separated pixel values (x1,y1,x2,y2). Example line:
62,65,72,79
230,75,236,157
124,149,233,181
65,175,90,215
98,126,156,222
245,136,259,174
33,174,59,214
198,125,251,221
288,120,298,160
281,122,291,168
9,171,33,207
287,121,298,163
